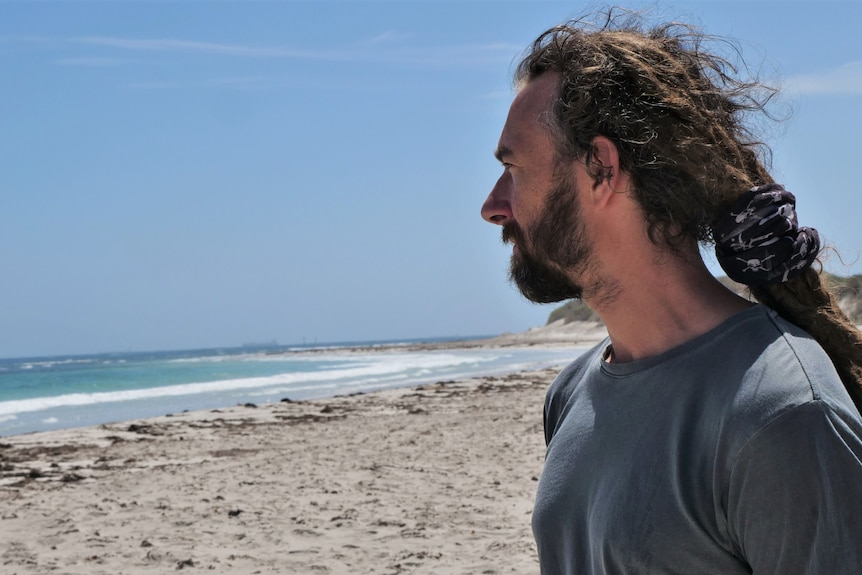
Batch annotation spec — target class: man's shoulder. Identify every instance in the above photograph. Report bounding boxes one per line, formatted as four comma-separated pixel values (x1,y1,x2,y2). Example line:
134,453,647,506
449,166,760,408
747,307,849,407
698,306,860,454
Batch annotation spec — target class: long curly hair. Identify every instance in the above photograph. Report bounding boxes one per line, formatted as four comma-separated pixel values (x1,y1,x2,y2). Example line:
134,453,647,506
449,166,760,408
516,8,862,411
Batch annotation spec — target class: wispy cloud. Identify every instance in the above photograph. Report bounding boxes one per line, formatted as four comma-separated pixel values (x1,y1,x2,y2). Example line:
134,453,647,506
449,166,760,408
121,75,292,91
9,33,521,78
364,30,414,46
71,36,323,59
785,61,862,95
122,80,176,90
56,57,135,67
66,35,520,67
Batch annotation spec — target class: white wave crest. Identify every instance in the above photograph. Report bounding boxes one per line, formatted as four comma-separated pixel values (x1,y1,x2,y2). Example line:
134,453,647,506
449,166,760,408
0,351,496,416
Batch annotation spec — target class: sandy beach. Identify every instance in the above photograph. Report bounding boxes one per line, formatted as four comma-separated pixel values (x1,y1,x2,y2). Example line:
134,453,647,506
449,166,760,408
0,325,605,575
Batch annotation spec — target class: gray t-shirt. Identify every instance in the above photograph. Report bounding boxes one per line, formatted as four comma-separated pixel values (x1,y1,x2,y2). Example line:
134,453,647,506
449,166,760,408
533,305,862,574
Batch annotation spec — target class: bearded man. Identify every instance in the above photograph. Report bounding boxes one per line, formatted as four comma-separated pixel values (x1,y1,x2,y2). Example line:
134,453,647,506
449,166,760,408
481,10,862,575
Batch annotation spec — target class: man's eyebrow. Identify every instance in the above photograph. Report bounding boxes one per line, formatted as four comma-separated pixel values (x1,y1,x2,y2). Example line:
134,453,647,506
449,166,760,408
494,145,513,163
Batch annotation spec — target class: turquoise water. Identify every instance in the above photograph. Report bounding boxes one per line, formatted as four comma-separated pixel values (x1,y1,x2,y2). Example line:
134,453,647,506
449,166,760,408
0,339,586,436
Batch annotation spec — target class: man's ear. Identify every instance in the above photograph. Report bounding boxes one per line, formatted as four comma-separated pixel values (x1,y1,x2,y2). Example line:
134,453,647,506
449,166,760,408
589,135,621,187
588,135,632,205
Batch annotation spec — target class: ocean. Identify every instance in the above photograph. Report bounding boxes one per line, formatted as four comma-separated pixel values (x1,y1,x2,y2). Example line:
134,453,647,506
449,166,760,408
0,337,587,437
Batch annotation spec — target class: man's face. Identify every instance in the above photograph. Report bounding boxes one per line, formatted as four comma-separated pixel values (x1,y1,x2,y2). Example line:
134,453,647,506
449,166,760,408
481,74,592,303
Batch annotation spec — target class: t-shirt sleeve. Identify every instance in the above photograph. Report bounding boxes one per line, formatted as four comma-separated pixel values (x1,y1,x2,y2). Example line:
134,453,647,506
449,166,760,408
726,401,862,574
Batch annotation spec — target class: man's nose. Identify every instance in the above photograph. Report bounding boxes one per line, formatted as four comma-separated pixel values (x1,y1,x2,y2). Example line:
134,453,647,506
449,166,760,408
481,175,513,225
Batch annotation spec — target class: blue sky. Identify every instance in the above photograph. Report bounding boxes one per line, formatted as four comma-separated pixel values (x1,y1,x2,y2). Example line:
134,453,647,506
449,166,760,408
2,0,861,358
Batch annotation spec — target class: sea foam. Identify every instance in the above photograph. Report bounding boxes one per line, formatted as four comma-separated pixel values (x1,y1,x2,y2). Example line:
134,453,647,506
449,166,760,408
0,345,586,436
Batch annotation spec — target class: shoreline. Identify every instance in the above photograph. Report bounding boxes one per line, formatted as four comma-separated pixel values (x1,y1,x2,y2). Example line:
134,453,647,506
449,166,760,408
1,322,608,439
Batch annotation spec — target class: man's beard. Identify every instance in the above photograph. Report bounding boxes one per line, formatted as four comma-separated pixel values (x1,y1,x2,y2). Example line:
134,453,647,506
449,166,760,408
502,176,592,304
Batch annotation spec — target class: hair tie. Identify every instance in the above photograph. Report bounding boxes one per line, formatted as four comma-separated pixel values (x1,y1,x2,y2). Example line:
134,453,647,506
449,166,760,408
713,184,820,285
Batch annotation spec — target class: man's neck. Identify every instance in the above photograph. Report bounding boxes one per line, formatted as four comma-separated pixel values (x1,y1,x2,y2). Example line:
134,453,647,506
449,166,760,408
586,256,753,364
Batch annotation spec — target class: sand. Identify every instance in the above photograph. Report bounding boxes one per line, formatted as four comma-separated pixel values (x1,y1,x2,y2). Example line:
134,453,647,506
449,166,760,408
0,371,555,574
0,325,607,575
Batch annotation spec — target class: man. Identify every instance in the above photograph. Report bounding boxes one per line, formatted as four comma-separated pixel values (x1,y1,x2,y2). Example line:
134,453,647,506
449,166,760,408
481,10,862,575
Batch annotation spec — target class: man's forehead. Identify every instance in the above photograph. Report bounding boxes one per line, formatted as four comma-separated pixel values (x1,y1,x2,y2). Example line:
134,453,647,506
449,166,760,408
498,73,559,156
511,73,558,118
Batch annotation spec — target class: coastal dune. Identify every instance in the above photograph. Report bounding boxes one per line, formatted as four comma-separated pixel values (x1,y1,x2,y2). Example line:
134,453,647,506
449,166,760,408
0,365,567,574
